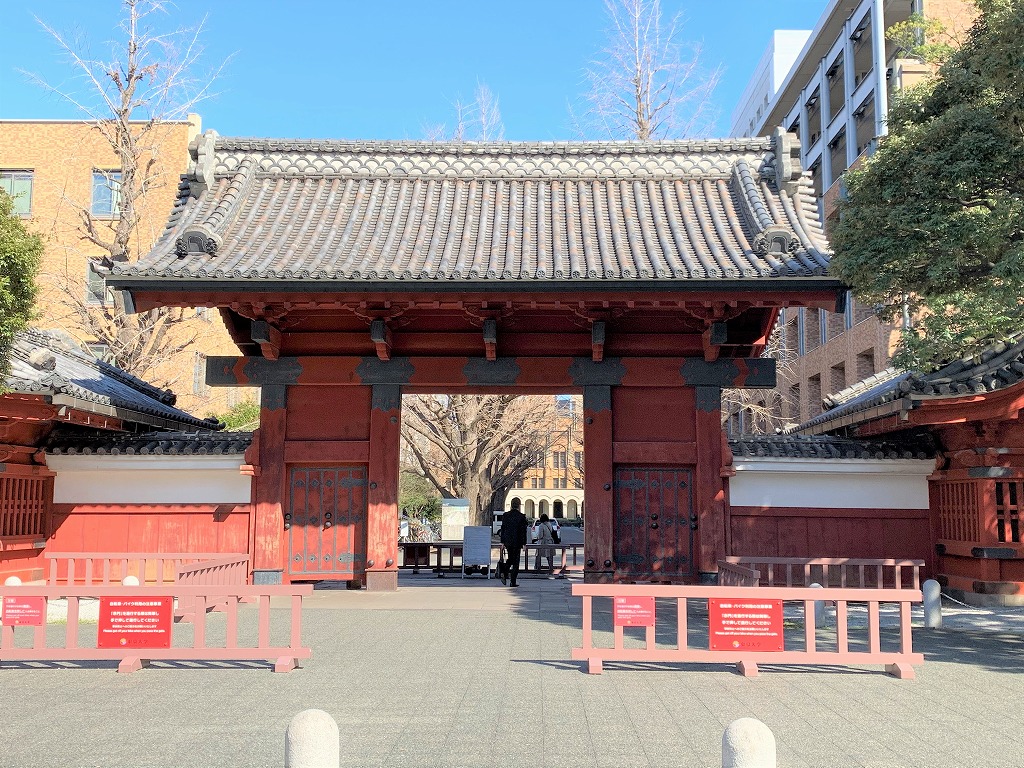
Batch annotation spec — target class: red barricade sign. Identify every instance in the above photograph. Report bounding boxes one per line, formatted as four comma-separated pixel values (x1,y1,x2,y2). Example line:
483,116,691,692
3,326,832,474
613,596,655,627
709,598,784,651
98,596,173,649
2,596,45,626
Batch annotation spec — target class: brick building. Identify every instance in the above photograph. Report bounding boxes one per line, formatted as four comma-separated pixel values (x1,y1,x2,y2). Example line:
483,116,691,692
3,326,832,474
510,397,585,521
0,117,247,415
728,0,976,430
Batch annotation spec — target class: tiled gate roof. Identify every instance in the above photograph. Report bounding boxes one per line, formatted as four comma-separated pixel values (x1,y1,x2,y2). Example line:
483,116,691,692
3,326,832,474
110,131,834,288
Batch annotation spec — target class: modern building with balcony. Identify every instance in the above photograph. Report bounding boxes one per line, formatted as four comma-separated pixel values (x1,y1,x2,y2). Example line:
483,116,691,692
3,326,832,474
729,0,976,429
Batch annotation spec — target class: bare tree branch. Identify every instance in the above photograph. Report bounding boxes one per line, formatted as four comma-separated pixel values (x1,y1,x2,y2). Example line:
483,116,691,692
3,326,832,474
27,0,231,382
401,394,554,525
578,0,722,140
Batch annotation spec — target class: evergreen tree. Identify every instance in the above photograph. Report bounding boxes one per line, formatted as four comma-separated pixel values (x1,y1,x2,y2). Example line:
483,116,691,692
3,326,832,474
831,0,1024,369
0,190,42,378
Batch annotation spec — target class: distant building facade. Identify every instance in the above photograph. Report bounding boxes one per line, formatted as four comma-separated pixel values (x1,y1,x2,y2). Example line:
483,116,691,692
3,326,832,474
728,0,976,429
0,116,248,415
510,397,584,520
730,30,812,140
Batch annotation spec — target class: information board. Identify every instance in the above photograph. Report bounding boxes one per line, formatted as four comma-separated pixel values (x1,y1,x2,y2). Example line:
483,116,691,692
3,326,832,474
613,596,656,627
98,596,173,649
1,595,45,626
461,525,493,577
708,598,784,651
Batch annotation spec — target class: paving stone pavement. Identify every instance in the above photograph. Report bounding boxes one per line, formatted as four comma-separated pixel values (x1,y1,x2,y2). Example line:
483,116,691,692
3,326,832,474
2,573,1024,768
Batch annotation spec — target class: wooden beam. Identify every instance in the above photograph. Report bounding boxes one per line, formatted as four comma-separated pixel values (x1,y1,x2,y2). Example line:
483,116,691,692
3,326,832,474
250,320,281,361
612,441,698,465
207,355,777,389
483,318,497,361
370,319,392,362
591,321,606,363
283,440,370,464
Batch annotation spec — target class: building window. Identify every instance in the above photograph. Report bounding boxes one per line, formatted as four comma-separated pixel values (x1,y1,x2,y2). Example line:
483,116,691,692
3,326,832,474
91,170,122,218
531,477,539,489
805,309,821,352
819,309,828,346
830,362,846,395
856,350,875,380
574,477,583,490
797,308,806,355
85,262,109,305
85,341,110,362
1,170,33,216
844,291,854,330
827,54,846,124
808,374,822,417
574,451,583,469
553,451,567,470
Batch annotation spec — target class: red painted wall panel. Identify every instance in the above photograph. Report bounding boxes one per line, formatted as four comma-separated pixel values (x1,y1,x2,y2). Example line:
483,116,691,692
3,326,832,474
729,506,932,574
286,386,371,440
0,548,45,583
612,388,696,441
48,504,252,556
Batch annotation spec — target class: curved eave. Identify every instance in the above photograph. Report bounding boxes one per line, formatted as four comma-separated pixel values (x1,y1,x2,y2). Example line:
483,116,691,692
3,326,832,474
107,276,848,296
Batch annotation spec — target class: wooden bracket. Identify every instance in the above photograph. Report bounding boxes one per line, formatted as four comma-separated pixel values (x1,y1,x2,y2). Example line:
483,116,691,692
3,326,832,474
250,320,281,361
370,319,392,361
483,318,497,361
703,321,727,362
591,321,606,362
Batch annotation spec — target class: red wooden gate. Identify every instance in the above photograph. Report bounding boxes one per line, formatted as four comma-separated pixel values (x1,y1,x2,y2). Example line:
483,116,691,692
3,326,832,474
287,466,367,579
613,467,695,580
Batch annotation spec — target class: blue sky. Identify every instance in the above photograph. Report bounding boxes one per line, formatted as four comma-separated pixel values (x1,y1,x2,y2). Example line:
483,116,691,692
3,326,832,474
0,0,823,140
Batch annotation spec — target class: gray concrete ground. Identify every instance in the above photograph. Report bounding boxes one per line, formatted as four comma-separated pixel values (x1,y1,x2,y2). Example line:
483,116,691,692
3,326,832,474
2,572,1024,768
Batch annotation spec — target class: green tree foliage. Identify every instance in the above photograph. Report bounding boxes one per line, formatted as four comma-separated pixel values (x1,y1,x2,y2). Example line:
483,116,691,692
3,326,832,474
0,190,42,378
886,12,957,65
831,0,1024,370
398,471,441,523
210,398,259,431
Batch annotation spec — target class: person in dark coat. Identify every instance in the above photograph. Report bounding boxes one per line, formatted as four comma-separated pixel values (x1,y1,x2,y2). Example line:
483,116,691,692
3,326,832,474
499,498,528,587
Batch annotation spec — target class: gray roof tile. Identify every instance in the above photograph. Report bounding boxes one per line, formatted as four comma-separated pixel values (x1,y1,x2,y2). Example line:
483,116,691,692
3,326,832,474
6,329,220,431
790,332,1024,434
46,431,251,456
729,433,936,460
111,132,833,286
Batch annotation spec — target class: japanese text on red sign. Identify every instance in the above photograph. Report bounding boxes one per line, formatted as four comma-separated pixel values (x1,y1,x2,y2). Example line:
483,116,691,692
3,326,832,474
708,599,784,651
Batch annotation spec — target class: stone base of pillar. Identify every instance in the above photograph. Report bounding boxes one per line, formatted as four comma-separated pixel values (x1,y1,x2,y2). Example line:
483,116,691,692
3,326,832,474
252,569,283,585
365,570,398,592
583,570,614,584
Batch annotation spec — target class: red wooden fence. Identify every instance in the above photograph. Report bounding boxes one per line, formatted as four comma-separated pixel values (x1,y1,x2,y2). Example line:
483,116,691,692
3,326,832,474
721,557,923,589
174,555,251,621
46,552,249,587
0,584,311,673
573,583,923,678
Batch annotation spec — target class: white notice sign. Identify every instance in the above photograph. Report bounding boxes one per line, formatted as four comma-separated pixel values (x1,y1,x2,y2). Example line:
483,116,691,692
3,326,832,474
461,525,493,579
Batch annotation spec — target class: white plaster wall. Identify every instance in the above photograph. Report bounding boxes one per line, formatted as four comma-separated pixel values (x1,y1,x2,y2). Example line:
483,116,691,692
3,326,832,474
48,455,252,505
729,457,933,509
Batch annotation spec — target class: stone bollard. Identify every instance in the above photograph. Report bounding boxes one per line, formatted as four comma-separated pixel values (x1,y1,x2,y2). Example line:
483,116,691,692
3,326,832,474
4,576,22,586
121,576,140,587
722,717,776,768
923,579,942,629
809,582,828,624
285,709,340,768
